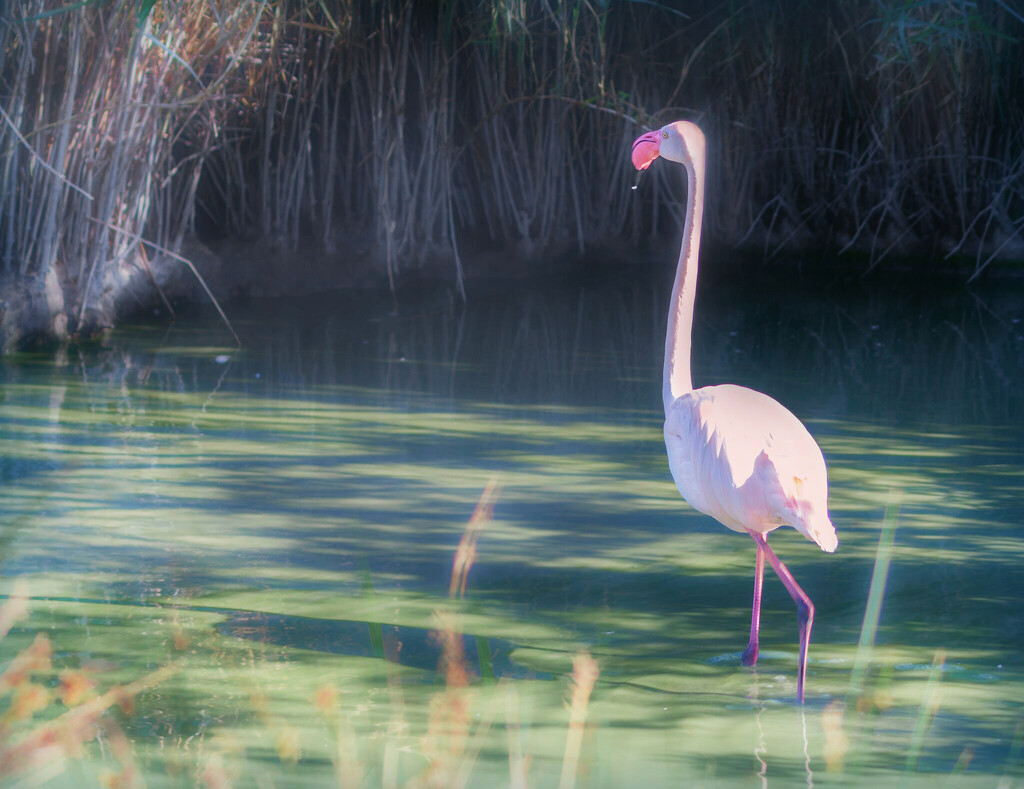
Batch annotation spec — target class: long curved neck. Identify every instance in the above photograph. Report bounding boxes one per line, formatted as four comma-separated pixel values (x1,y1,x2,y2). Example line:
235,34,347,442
663,152,705,413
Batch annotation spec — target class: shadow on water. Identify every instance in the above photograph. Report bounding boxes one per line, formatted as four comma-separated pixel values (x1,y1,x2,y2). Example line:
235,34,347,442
216,610,549,681
1,259,1023,785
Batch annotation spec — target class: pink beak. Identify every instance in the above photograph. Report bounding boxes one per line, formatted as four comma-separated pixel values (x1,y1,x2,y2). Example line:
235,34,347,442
631,130,661,170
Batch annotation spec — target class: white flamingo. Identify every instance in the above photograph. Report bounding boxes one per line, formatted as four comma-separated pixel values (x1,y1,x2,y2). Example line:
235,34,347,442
632,121,838,703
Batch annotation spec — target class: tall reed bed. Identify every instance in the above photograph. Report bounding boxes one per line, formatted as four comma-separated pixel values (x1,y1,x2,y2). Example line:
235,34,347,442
0,0,259,344
696,1,1024,279
195,1,637,295
1,1,1022,344
189,0,1024,281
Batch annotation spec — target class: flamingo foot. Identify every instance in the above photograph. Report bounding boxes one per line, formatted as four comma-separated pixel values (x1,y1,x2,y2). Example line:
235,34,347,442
741,640,759,667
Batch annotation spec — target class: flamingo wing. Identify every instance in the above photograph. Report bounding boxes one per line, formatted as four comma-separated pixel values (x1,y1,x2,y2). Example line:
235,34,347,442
664,384,837,552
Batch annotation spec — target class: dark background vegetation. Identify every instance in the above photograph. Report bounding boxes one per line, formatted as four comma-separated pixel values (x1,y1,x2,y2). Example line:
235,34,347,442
1,0,1022,346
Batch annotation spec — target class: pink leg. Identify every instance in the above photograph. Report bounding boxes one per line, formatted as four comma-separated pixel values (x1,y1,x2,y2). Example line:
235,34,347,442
741,540,765,666
746,529,815,703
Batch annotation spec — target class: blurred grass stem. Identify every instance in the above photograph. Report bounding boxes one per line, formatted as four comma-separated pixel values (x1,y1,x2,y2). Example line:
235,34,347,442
848,493,900,700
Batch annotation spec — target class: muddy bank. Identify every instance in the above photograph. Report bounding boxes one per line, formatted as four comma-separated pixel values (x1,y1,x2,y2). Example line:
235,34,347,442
0,238,217,352
3,227,1021,353
0,234,590,351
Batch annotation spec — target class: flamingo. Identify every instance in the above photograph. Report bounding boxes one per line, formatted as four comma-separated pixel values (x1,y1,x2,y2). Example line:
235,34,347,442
632,121,837,703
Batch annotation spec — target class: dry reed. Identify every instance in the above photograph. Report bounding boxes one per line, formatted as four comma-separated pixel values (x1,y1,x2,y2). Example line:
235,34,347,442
449,478,501,599
558,651,600,789
0,592,177,785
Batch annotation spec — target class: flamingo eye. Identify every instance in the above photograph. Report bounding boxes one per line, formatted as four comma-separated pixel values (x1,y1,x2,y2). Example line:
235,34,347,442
662,131,668,138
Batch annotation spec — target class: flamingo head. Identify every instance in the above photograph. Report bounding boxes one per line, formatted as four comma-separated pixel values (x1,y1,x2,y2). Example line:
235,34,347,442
631,121,705,171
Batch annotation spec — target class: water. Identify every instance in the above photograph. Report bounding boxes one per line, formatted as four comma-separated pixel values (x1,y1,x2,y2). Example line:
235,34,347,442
1,262,1023,787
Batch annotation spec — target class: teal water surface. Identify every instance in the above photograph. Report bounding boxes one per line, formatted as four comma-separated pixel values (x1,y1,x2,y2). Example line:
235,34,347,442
1,265,1023,787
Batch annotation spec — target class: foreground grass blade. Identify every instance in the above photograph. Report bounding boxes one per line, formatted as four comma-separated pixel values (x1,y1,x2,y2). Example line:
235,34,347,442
903,649,946,777
848,492,900,700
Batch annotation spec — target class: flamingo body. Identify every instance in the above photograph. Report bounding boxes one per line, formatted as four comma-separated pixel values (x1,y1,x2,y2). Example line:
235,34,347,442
665,384,837,552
